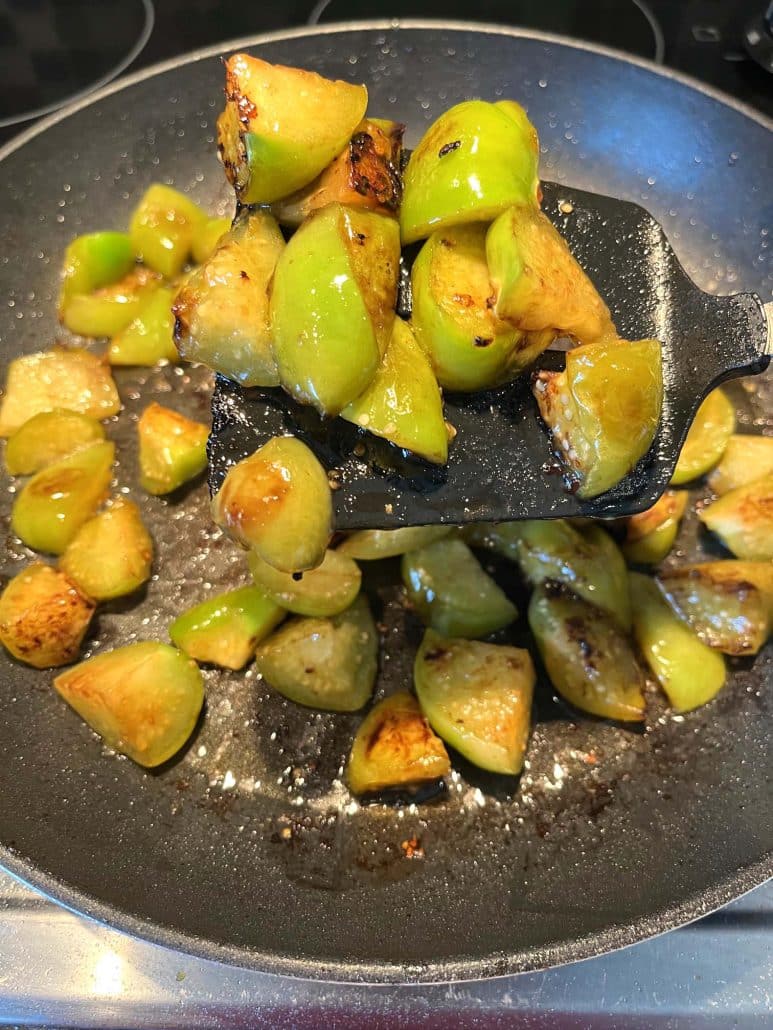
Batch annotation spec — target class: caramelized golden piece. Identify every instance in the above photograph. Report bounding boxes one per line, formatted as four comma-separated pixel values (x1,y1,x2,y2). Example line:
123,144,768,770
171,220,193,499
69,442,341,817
5,409,105,476
622,489,689,565
61,266,161,338
698,473,773,560
346,692,450,795
671,388,735,485
0,347,120,437
59,499,153,601
170,585,284,670
138,402,208,495
707,434,773,495
0,563,94,668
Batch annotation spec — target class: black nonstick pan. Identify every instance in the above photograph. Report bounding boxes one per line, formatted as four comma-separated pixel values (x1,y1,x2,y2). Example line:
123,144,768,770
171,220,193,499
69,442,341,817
0,22,770,984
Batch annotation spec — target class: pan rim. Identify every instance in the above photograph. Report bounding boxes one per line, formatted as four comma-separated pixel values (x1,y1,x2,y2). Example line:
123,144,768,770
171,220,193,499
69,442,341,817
0,19,770,984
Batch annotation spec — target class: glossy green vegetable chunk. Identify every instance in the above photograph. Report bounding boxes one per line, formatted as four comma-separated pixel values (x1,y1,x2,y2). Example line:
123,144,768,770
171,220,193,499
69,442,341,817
173,210,285,386
138,402,208,495
341,318,448,463
622,489,689,565
400,100,540,244
11,441,115,554
217,53,368,204
671,388,735,485
410,224,536,392
629,572,726,712
5,409,105,475
170,585,284,669
129,184,207,278
191,216,231,265
707,434,773,495
59,499,153,601
53,642,204,767
346,692,451,795
487,205,616,343
108,286,178,366
0,563,94,669
534,338,663,498
658,562,772,656
270,203,400,414
255,595,377,711
248,548,360,616
59,231,135,311
211,437,332,573
697,473,773,560
338,525,452,560
414,629,535,774
61,266,161,337
401,537,517,638
0,347,120,437
528,583,646,722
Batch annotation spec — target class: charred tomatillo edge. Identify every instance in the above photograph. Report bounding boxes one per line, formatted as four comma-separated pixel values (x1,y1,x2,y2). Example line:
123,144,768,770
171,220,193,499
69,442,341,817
401,536,517,639
410,224,527,392
671,388,735,485
58,499,153,602
341,318,448,464
11,440,115,555
657,562,772,656
0,563,94,669
270,204,399,414
61,266,162,338
58,231,135,312
629,572,726,712
697,472,773,561
0,347,120,437
707,434,773,495
5,409,105,476
346,691,450,796
533,337,663,498
528,582,646,722
338,525,453,560
211,437,333,574
170,585,285,670
137,402,208,496
414,629,535,775
486,205,616,343
400,100,540,245
53,642,204,768
248,548,360,617
191,216,231,265
109,286,178,366
129,183,207,279
217,53,367,205
622,490,689,566
173,209,284,387
270,117,404,228
254,594,377,711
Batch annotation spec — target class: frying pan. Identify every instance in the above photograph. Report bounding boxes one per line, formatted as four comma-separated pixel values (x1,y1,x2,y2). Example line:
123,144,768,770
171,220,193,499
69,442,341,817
0,22,770,984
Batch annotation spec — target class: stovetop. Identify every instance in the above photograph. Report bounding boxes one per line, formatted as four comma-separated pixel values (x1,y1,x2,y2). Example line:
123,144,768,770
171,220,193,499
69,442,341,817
0,1,771,1025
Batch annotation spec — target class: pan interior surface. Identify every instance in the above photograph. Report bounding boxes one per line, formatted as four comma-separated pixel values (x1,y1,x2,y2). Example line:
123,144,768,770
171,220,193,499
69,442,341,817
0,23,770,983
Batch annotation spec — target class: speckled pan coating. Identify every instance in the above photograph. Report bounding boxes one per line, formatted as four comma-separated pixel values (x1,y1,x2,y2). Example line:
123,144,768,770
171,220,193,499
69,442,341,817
0,22,770,984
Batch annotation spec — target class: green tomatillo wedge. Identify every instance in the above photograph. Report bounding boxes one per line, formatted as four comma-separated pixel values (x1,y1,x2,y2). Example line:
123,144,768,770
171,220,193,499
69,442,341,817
622,489,689,565
53,642,204,767
0,347,120,437
254,594,377,711
671,387,735,485
59,499,153,601
707,434,773,495
129,184,207,278
170,585,284,670
270,203,400,414
173,209,284,386
217,53,367,205
338,525,452,560
486,204,616,342
533,337,663,498
191,216,231,265
414,629,535,775
58,231,135,313
0,563,94,669
211,436,333,573
341,317,448,463
138,402,208,495
528,583,646,722
108,286,178,366
400,100,540,245
11,440,115,555
346,691,451,796
61,266,161,338
697,473,773,560
248,547,360,617
629,572,726,712
401,536,517,638
5,409,105,476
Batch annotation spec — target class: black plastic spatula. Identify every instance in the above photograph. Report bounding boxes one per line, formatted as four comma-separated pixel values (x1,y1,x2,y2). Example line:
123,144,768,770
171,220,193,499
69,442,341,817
208,181,771,530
